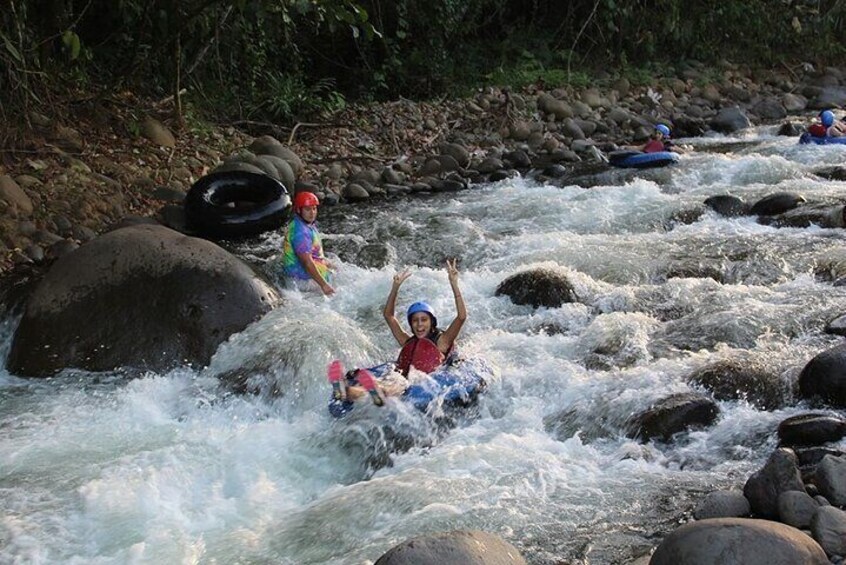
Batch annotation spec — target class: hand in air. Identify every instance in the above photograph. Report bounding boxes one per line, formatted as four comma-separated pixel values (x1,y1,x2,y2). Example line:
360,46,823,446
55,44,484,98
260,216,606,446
446,258,460,284
392,269,412,287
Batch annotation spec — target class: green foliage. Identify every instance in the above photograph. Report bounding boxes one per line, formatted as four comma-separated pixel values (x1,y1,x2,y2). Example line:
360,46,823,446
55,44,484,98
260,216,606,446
252,73,346,122
1,0,845,129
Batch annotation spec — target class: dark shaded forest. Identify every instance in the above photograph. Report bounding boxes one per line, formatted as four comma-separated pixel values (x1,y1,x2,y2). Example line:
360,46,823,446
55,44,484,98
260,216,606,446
2,0,845,131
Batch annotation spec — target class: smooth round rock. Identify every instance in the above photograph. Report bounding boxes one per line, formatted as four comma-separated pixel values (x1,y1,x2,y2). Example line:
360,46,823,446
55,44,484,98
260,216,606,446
374,530,527,565
650,518,828,565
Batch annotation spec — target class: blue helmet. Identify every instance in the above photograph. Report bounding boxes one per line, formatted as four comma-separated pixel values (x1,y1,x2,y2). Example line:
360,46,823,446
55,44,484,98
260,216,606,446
821,110,836,127
407,301,437,328
655,124,671,138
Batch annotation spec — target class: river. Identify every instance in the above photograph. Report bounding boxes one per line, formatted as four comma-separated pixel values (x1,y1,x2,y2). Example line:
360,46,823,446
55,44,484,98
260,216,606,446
2,126,846,564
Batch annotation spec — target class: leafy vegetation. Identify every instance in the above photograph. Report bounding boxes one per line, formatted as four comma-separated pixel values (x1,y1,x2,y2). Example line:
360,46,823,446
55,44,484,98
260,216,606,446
1,0,845,133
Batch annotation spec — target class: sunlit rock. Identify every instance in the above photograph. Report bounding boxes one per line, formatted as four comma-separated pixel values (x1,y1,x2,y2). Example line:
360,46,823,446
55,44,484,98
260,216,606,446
375,530,527,565
650,518,828,565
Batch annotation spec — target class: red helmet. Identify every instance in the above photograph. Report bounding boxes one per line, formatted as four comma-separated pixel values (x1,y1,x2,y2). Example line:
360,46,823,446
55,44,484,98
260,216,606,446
293,191,319,210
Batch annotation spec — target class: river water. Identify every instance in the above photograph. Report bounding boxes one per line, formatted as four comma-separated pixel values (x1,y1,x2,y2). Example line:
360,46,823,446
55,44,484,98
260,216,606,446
2,127,846,564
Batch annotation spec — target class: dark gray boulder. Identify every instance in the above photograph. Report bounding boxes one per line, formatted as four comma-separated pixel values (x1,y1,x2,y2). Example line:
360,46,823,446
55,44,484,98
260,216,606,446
625,392,719,442
710,106,752,133
743,448,805,519
650,518,828,565
777,413,846,447
704,194,749,217
687,359,789,410
375,530,526,565
798,343,846,407
495,268,577,308
750,192,806,216
7,225,278,377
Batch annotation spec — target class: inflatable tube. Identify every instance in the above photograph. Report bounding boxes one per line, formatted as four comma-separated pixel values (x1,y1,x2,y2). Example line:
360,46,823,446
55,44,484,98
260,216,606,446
328,357,491,419
799,132,846,145
185,171,291,239
609,150,679,169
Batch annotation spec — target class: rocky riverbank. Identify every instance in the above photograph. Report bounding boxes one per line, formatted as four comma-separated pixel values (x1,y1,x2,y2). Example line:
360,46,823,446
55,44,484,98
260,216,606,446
3,61,846,277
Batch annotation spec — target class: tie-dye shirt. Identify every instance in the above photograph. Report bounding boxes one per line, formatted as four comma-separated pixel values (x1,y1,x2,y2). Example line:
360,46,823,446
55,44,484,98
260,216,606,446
282,215,330,281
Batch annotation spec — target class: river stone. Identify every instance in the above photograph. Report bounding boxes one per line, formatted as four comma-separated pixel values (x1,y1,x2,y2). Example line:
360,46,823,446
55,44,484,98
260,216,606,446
436,154,461,174
778,413,846,447
810,505,846,557
798,342,846,407
495,268,576,309
777,122,803,137
0,175,34,216
743,448,805,519
6,225,278,377
694,490,751,520
778,490,819,529
687,359,788,410
257,154,296,191
140,117,175,148
625,392,719,442
672,115,708,137
815,454,846,506
753,98,787,120
503,150,531,169
212,161,266,176
374,530,526,565
249,136,304,176
476,157,504,174
439,142,470,168
710,106,752,133
750,192,806,216
343,183,370,202
809,86,846,110
825,314,846,336
650,518,828,565
704,194,748,217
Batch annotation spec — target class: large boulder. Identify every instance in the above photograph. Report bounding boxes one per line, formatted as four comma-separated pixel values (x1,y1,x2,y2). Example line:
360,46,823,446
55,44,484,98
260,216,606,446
375,530,526,565
495,268,577,308
650,518,828,565
743,448,805,519
7,224,278,376
687,359,790,410
710,106,752,133
777,413,846,447
798,343,846,407
625,392,719,442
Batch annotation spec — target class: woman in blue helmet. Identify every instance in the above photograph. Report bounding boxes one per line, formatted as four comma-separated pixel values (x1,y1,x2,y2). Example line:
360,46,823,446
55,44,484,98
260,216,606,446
639,123,683,154
328,259,467,403
384,258,467,377
822,110,846,137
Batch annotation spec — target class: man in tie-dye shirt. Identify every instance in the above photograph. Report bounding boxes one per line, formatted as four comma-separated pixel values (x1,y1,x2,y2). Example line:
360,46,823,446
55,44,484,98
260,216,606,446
282,191,334,295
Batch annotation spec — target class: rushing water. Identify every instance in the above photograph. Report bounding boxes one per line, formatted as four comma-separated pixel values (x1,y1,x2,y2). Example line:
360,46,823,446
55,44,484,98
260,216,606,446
3,127,846,564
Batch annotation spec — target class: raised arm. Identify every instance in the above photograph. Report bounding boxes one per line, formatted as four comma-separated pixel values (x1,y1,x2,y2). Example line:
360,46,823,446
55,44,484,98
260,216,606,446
438,259,466,352
384,269,412,346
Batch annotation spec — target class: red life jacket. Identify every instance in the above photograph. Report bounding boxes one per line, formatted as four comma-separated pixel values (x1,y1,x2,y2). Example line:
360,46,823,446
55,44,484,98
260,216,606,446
808,124,827,137
396,332,450,376
642,139,667,154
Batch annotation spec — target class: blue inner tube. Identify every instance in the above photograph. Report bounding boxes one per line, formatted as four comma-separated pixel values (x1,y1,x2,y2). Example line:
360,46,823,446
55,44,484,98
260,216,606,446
799,132,846,145
609,150,679,169
185,171,291,239
328,357,492,418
